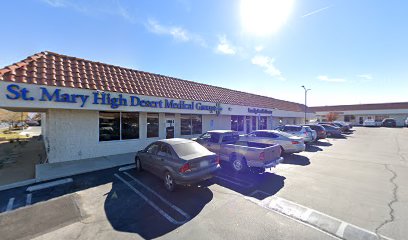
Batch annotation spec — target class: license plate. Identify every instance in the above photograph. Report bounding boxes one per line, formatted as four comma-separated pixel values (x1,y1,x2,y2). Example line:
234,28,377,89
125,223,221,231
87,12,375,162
200,161,209,167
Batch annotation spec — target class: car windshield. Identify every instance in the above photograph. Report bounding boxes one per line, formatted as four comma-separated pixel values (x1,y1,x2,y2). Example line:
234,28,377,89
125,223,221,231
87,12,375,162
275,131,296,138
172,142,211,158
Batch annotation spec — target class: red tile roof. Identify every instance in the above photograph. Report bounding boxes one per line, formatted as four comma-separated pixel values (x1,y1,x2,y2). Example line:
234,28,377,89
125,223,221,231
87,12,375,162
310,102,408,112
0,51,310,112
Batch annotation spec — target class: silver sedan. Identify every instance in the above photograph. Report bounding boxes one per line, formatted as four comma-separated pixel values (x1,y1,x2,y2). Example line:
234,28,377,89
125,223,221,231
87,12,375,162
135,138,220,191
240,130,306,154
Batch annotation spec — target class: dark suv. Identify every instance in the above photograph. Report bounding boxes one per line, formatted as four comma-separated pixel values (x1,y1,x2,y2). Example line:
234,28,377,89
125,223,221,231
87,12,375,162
305,124,326,139
382,118,397,127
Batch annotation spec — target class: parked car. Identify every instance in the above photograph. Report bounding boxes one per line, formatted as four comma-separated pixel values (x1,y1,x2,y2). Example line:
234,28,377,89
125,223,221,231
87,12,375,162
195,130,283,173
320,124,342,137
334,121,353,129
135,138,220,191
318,122,348,132
240,130,305,154
405,117,408,127
305,124,327,139
363,119,377,127
382,118,397,127
274,125,314,143
304,126,317,141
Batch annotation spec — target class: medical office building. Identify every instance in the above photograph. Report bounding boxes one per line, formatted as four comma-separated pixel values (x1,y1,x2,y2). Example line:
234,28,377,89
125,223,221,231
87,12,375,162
0,51,314,180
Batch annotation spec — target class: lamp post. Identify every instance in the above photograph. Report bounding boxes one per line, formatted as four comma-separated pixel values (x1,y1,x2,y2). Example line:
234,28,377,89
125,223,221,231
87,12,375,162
301,85,311,124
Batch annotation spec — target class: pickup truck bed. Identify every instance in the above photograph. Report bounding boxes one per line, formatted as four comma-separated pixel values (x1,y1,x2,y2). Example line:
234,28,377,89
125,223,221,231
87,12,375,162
195,130,283,173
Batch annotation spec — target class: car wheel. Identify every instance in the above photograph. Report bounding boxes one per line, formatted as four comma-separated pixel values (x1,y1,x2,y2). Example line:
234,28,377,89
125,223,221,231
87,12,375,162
135,157,142,172
164,172,176,192
231,156,248,173
280,146,285,156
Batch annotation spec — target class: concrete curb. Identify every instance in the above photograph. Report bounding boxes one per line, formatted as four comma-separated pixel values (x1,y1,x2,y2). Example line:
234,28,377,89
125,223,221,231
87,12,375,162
246,191,394,240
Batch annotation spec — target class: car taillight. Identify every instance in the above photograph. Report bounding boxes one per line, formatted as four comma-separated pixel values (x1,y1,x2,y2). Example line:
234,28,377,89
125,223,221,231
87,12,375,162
292,141,300,144
259,152,265,161
215,155,220,165
320,130,324,134
179,163,191,173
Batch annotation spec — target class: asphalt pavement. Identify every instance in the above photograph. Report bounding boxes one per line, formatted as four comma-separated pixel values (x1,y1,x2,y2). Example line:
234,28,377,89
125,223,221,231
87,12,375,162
0,127,407,240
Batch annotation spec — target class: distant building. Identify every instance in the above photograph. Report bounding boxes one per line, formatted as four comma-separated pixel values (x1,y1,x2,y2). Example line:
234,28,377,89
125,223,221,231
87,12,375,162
310,102,408,127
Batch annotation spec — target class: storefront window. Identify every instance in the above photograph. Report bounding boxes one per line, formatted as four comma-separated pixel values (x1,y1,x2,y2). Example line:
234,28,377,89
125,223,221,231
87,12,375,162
231,116,244,131
122,112,139,140
99,112,120,141
252,116,257,131
147,113,159,138
191,115,202,134
258,116,267,130
181,114,202,135
344,115,356,122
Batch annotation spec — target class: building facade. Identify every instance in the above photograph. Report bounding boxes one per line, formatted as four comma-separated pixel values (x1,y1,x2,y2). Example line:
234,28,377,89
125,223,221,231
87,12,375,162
0,51,314,179
311,102,408,127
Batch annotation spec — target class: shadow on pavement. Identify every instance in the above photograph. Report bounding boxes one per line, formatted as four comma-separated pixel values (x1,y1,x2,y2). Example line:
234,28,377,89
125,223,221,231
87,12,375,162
281,154,310,166
305,144,322,152
202,165,286,201
311,141,332,147
104,170,213,239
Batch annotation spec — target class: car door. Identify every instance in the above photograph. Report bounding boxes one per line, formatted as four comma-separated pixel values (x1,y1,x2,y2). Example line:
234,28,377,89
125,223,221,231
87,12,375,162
155,143,174,177
198,132,220,153
143,143,160,173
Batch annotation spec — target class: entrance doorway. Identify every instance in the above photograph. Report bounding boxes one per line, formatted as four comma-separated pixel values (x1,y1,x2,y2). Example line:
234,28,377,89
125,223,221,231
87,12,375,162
165,114,175,139
359,117,364,125
246,116,251,134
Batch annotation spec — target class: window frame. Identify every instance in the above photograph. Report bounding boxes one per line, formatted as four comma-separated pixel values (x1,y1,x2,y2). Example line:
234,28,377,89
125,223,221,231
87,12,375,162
99,111,140,142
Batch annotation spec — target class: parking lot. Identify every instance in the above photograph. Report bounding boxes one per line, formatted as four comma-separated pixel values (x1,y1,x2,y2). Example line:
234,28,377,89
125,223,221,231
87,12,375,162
1,127,407,240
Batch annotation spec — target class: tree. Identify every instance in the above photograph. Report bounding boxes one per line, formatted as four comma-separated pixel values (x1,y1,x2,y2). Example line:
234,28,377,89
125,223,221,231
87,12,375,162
326,112,339,122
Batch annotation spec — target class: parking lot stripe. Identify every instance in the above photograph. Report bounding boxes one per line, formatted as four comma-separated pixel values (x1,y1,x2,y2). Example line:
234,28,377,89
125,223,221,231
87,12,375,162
6,197,15,212
26,193,32,206
26,178,73,192
123,172,190,221
119,164,135,172
114,173,188,225
335,221,348,238
215,175,254,188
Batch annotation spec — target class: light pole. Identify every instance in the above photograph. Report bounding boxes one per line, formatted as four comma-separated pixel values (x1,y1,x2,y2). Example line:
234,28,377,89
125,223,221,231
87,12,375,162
301,85,311,124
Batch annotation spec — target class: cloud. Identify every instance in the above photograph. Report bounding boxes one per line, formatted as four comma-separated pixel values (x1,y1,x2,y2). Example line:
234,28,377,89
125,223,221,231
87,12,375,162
146,19,206,46
251,55,285,80
301,6,331,18
215,35,236,55
317,75,346,82
41,0,136,23
357,74,373,80
254,45,264,52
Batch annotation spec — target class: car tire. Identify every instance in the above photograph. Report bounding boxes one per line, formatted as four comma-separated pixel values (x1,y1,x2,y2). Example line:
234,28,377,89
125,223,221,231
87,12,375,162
135,157,142,172
164,171,176,192
231,155,248,173
280,146,285,156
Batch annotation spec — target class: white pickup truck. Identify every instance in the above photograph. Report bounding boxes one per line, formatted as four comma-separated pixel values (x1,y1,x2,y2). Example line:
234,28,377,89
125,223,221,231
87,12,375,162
195,130,283,173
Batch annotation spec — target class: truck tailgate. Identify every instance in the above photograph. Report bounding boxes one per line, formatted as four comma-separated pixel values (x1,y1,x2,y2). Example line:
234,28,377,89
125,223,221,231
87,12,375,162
263,144,282,161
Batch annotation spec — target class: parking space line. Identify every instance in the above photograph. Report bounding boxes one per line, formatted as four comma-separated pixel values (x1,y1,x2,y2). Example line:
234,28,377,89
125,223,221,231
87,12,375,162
123,172,190,221
26,193,32,206
335,221,348,238
26,178,73,192
119,164,135,172
214,174,254,188
114,173,188,225
6,197,15,212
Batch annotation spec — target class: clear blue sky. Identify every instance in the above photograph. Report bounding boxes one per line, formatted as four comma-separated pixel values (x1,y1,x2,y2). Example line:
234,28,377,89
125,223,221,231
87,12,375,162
1,0,407,106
